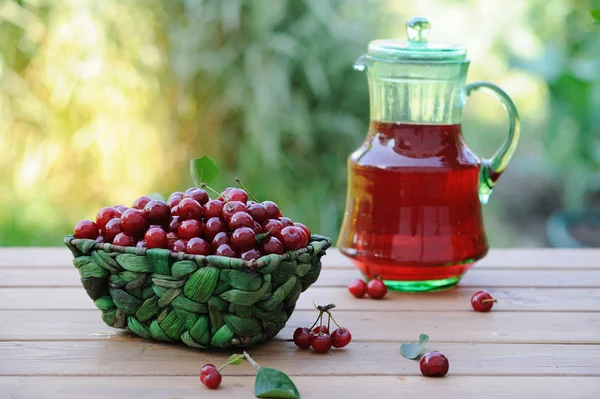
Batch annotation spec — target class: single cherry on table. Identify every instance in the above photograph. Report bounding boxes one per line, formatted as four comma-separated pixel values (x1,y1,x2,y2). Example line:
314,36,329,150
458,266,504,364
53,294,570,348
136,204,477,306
200,364,222,389
420,351,449,377
471,290,496,312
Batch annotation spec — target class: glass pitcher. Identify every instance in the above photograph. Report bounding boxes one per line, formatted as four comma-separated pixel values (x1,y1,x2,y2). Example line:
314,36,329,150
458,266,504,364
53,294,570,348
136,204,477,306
337,17,520,292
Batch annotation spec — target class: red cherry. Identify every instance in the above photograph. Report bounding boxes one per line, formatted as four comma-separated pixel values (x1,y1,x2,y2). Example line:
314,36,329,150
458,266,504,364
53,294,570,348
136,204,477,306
279,217,293,227
114,205,129,213
420,351,449,377
247,200,257,206
166,232,178,247
177,198,203,220
471,290,496,312
221,201,246,223
74,220,99,239
225,188,248,204
211,232,231,252
168,216,181,233
348,279,368,298
253,221,263,235
367,279,388,299
103,218,122,242
184,187,209,205
120,208,146,235
186,237,211,255
169,239,187,253
96,207,121,231
132,196,152,210
293,327,314,349
203,200,225,219
170,206,179,216
294,222,311,240
279,226,303,251
203,217,227,241
295,227,309,247
262,201,281,219
231,227,256,252
113,233,134,247
259,236,284,255
178,219,202,240
167,196,182,208
200,364,222,389
215,243,236,257
241,249,261,261
143,200,170,224
311,334,332,353
331,327,352,348
262,219,284,238
312,325,328,335
228,212,254,230
218,187,236,201
247,203,268,223
136,240,147,248
169,191,185,199
145,227,168,249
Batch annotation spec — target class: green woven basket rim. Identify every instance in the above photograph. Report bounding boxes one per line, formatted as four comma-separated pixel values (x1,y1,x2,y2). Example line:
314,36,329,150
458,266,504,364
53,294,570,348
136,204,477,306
65,234,332,270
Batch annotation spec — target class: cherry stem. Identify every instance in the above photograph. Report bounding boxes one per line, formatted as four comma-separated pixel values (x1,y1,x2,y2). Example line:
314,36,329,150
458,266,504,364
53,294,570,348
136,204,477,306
318,312,324,336
201,183,233,209
235,177,259,202
326,310,342,330
243,351,260,370
481,299,497,303
327,312,331,333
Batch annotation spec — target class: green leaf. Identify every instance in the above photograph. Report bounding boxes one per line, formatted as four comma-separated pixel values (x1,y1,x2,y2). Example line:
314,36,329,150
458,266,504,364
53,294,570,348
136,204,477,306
228,353,245,366
591,9,600,22
254,367,300,399
190,156,219,187
400,333,429,360
256,228,273,242
148,192,166,201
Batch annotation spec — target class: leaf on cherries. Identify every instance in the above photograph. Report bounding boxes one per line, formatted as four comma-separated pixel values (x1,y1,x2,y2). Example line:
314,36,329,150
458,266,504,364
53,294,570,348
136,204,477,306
256,228,273,242
190,156,220,187
400,333,429,360
148,192,166,201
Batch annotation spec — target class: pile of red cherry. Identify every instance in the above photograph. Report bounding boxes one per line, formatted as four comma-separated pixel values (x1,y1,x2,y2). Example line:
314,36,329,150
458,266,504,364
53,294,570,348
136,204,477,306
72,186,311,259
293,304,351,353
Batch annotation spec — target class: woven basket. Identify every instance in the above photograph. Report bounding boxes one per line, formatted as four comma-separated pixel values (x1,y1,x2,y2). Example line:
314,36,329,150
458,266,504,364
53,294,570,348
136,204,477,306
64,234,331,349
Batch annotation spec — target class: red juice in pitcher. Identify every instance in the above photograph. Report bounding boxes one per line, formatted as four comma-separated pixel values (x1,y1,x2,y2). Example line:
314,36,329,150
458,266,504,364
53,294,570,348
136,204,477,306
338,121,488,290
338,17,520,291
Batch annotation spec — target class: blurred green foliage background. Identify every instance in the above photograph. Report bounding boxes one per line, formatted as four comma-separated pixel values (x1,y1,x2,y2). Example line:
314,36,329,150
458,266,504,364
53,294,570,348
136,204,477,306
1,0,599,247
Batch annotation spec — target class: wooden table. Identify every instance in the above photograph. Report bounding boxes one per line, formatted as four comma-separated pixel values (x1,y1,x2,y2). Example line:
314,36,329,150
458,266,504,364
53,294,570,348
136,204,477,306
1,248,599,398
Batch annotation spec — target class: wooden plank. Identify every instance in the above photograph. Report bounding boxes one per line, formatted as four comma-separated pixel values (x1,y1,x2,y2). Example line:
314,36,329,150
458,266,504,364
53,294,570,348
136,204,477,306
2,340,599,376
1,376,598,399
2,286,600,312
4,267,600,289
0,248,73,268
1,310,598,344
3,247,600,269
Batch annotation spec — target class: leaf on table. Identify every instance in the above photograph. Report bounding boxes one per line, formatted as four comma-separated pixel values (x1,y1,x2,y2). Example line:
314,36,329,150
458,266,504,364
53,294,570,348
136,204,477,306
400,333,429,360
254,367,300,399
190,156,220,187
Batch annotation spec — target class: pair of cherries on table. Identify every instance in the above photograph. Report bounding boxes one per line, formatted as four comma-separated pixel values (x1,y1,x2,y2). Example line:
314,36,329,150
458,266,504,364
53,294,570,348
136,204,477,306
73,186,311,260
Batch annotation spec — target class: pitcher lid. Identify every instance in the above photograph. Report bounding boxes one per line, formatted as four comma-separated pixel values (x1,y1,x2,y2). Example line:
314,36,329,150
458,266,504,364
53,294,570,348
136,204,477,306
367,17,466,62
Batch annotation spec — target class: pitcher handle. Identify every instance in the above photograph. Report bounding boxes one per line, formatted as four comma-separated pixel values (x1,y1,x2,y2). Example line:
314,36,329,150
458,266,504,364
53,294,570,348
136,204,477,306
465,81,521,204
